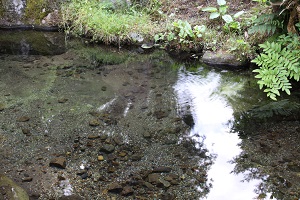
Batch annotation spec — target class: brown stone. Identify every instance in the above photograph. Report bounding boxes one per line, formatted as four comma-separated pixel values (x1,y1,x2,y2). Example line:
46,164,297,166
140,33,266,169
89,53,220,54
49,157,67,169
17,116,30,122
121,185,133,196
107,182,123,193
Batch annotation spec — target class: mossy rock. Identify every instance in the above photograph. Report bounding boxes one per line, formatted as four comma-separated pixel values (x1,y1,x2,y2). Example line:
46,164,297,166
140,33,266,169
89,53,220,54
202,50,249,69
0,174,29,200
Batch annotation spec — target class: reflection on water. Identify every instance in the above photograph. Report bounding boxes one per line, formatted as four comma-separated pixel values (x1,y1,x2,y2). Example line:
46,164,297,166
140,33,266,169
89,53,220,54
0,30,66,55
174,66,259,199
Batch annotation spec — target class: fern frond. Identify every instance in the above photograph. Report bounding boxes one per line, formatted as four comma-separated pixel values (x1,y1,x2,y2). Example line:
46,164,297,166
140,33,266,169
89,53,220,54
252,39,300,100
248,14,283,35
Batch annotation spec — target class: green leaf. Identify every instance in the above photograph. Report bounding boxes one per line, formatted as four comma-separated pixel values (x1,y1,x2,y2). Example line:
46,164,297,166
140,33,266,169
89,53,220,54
222,15,233,23
217,0,226,6
210,12,220,19
202,7,218,12
233,11,245,18
219,6,227,15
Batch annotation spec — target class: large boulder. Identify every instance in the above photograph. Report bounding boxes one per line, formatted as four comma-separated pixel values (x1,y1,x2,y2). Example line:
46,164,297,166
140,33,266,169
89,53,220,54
202,50,249,69
0,174,29,200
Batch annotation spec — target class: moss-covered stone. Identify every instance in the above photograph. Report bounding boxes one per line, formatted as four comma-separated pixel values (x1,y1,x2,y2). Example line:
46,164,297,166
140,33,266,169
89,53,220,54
24,0,49,23
0,174,29,200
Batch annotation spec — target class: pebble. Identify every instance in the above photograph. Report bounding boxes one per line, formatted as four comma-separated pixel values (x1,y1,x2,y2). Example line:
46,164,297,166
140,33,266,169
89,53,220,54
97,155,104,161
158,178,171,188
118,151,127,157
0,103,5,111
100,144,115,153
17,116,30,122
101,86,107,91
131,153,143,161
113,136,124,145
152,166,172,173
58,98,68,103
49,157,67,169
89,119,100,126
143,132,151,138
121,185,133,196
87,134,100,139
22,177,33,182
21,128,31,135
147,173,160,184
107,182,123,193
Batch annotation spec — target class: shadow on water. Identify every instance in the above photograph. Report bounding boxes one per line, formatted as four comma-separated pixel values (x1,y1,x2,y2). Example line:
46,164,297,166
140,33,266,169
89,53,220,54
0,30,299,199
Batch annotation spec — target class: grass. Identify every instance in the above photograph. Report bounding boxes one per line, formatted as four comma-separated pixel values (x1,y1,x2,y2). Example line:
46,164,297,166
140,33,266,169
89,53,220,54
61,0,160,45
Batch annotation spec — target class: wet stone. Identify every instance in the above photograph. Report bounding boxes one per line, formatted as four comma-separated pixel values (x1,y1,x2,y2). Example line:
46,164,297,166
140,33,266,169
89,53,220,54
107,182,123,193
21,128,31,136
100,134,108,140
21,176,33,182
143,132,151,138
147,173,160,184
0,174,30,199
121,185,133,196
0,103,5,111
119,151,127,157
158,178,171,188
113,136,124,145
153,110,169,119
101,86,107,91
152,166,172,173
58,98,68,103
97,155,104,161
143,181,155,190
100,144,115,153
17,116,30,122
87,134,100,139
49,157,67,169
107,166,117,173
131,153,143,161
58,195,84,200
89,119,100,127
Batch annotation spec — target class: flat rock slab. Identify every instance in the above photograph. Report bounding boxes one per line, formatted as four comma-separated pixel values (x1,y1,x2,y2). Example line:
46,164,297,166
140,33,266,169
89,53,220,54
202,51,248,69
0,174,29,200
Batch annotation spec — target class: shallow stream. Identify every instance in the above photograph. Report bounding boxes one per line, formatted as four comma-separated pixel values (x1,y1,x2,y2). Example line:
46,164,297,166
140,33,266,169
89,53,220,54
0,30,299,200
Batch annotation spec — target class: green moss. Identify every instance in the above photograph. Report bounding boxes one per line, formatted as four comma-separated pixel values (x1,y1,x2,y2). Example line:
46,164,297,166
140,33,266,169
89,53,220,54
0,1,4,17
24,0,49,23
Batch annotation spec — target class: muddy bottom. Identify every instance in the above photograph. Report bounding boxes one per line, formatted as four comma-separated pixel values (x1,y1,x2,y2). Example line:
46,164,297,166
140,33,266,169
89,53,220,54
0,45,213,200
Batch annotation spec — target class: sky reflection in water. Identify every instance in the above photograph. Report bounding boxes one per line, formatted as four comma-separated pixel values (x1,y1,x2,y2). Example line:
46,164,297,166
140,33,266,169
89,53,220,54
174,68,259,200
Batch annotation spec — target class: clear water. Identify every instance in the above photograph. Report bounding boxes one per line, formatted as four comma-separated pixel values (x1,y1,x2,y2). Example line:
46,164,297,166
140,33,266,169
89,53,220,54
0,30,299,199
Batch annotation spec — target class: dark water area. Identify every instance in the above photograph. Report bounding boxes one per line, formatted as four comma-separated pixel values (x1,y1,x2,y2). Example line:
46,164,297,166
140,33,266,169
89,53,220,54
0,30,66,55
0,31,299,200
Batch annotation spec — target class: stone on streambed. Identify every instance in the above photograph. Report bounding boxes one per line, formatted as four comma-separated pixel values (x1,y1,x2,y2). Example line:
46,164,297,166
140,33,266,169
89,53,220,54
49,157,67,169
202,50,249,69
0,174,30,200
0,103,5,111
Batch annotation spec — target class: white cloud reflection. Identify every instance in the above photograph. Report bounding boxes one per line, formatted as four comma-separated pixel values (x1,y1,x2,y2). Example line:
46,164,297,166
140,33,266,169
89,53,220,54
174,69,259,200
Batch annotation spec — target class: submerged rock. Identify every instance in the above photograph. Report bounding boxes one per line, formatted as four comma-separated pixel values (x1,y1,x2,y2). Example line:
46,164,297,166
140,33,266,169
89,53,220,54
0,103,5,111
49,157,67,169
202,50,249,69
0,174,30,200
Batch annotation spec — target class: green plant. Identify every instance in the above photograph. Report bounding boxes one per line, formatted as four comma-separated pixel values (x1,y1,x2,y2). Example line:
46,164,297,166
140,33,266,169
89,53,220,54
252,38,300,100
60,0,156,45
202,0,244,32
222,11,245,33
154,20,206,45
202,0,228,20
248,13,284,35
